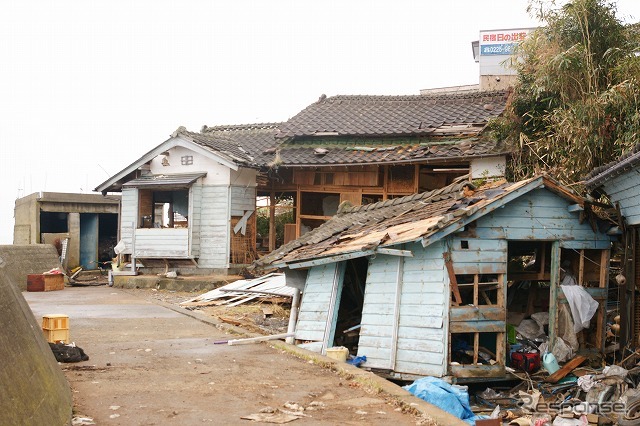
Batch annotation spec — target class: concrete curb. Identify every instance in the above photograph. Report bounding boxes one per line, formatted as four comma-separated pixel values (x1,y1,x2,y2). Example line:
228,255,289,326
147,295,467,426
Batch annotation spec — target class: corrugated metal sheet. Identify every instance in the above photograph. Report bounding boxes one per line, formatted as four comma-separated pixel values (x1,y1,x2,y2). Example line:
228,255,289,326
122,173,206,188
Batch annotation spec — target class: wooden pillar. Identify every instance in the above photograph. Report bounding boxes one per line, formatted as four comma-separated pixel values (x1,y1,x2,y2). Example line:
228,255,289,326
286,288,301,344
295,187,301,239
390,253,403,370
596,249,610,351
548,241,561,349
383,165,389,200
269,191,276,252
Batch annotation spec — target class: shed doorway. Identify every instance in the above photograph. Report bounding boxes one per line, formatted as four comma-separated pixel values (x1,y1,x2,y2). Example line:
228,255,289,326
506,242,609,368
332,257,368,355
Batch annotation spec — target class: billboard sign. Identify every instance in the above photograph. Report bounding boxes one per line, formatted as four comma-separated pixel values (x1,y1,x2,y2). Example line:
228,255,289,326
479,29,532,56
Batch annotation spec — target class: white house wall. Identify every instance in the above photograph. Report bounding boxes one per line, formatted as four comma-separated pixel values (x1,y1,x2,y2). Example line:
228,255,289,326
189,183,202,258
230,186,256,217
120,188,138,254
149,145,232,185
197,185,231,268
230,168,258,188
470,156,506,179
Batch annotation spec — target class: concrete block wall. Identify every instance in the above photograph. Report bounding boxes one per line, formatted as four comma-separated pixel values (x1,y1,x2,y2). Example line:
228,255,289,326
0,245,62,290
0,270,72,425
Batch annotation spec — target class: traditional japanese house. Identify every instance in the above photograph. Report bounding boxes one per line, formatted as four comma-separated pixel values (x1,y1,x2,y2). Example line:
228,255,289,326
255,175,615,380
256,90,512,251
585,146,640,350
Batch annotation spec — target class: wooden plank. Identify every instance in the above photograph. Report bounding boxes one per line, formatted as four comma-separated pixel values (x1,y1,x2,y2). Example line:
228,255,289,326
544,355,587,383
397,315,445,329
449,320,504,333
450,306,505,322
450,364,505,378
390,255,403,370
444,253,462,305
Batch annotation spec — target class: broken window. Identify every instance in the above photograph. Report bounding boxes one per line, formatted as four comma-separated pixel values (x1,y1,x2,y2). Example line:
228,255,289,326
138,189,189,229
450,332,501,366
454,274,502,306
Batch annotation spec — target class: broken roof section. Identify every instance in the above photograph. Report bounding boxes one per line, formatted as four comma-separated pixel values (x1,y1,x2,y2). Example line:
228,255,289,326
254,175,583,269
199,122,281,166
269,90,511,167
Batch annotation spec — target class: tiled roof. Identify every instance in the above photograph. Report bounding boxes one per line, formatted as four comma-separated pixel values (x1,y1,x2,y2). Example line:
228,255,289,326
275,137,507,166
584,143,640,189
189,123,282,166
254,176,559,268
275,90,510,139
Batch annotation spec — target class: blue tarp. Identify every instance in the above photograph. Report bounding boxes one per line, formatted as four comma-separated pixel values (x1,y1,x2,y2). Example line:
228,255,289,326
404,377,482,425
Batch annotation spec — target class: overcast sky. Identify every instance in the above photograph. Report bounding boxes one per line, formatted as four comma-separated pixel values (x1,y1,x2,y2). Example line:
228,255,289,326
1,1,639,244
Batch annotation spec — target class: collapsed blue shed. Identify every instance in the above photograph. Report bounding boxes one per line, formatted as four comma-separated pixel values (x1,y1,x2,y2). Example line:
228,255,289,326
256,176,615,380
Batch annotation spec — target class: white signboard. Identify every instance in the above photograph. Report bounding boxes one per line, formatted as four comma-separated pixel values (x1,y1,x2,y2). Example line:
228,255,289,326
479,29,532,56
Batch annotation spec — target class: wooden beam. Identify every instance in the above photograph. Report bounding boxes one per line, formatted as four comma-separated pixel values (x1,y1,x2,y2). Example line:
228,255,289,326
578,249,585,285
544,355,587,383
444,253,462,306
548,242,561,349
376,248,413,257
390,255,403,370
473,333,479,365
269,191,276,252
285,250,375,269
227,333,295,346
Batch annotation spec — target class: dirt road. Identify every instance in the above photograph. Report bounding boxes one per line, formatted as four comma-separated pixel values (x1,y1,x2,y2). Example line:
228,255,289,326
25,287,420,425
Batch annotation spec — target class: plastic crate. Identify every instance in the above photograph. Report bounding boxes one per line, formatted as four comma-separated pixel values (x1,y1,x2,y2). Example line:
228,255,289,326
44,328,70,344
42,314,69,330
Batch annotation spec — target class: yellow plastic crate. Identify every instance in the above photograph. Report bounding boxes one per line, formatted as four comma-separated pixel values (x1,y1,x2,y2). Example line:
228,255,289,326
44,328,70,344
42,314,69,330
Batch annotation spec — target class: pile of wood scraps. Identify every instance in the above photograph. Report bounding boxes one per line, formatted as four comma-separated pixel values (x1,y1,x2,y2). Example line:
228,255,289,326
179,273,294,308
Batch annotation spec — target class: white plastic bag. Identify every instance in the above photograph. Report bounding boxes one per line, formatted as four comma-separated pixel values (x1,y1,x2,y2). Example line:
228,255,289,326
561,285,599,333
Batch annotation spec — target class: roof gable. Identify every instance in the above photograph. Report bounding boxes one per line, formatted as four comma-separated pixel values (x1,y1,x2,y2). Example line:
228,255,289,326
94,133,257,193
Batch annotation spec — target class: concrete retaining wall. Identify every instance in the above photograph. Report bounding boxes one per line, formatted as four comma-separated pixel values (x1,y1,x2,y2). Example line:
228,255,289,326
0,244,62,290
0,271,72,425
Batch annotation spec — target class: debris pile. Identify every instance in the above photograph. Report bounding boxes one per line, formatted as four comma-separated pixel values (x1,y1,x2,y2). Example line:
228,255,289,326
180,273,294,308
468,348,640,426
